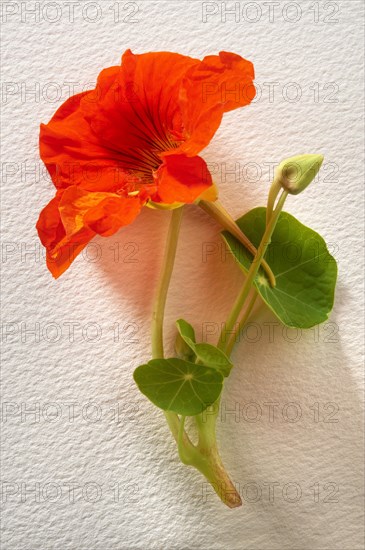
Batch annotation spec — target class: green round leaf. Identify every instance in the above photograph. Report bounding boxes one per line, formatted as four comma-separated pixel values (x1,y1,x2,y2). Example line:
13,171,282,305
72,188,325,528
222,207,338,328
134,358,224,416
175,319,233,377
194,343,233,377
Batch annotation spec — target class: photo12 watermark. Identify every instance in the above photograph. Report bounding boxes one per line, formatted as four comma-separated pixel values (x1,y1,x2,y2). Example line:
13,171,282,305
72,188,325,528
201,2,340,24
1,320,141,344
0,1,141,24
200,400,340,424
197,480,340,504
1,400,141,424
199,159,340,188
1,480,139,504
1,240,140,266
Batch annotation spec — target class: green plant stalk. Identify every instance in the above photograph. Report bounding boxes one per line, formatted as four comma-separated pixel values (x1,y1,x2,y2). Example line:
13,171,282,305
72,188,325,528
179,191,288,507
192,290,258,487
266,177,282,225
151,207,192,446
151,207,184,360
151,206,195,449
151,206,241,508
199,199,276,287
151,193,287,507
178,414,242,508
217,190,288,351
193,191,289,498
225,290,258,357
189,193,288,506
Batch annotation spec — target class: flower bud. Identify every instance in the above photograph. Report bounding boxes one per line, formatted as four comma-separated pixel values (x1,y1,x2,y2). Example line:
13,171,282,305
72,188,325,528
275,154,324,195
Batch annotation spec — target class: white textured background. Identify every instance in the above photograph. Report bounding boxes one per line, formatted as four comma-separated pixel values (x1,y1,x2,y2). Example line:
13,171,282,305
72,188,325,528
1,1,364,548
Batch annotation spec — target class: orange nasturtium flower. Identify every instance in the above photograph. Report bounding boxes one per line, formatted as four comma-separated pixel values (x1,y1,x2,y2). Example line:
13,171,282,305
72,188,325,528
36,49,255,278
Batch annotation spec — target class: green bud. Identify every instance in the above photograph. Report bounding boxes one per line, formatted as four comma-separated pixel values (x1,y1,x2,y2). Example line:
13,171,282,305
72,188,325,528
275,154,324,195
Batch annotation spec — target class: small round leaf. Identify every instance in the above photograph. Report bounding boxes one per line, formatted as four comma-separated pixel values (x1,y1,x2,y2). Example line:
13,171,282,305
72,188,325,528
134,358,224,416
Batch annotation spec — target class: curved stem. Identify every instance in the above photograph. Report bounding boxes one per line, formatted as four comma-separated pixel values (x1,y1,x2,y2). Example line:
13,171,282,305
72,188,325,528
266,176,282,225
150,206,241,507
217,191,288,352
177,415,189,463
151,207,184,359
151,207,194,447
202,193,289,469
199,199,276,287
186,193,288,507
225,291,258,357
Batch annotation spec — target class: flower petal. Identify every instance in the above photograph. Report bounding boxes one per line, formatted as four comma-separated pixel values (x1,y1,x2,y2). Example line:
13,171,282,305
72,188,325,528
83,194,142,237
39,50,255,200
152,154,212,204
81,50,255,160
179,51,256,155
36,187,141,278
36,193,94,278
82,50,198,154
40,91,132,193
37,50,256,277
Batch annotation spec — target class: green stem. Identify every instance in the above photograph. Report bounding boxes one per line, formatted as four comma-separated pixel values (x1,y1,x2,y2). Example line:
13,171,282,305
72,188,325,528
151,206,241,507
195,293,257,473
201,192,289,467
217,191,288,352
266,176,282,225
151,207,192,445
177,415,189,463
186,192,288,507
183,412,241,507
151,207,184,360
199,200,276,287
225,290,258,357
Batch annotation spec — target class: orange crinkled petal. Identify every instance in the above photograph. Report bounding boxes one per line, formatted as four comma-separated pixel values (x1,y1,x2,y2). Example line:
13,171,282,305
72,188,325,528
178,51,256,156
36,187,141,278
152,154,213,204
39,91,133,193
38,50,256,276
39,50,255,194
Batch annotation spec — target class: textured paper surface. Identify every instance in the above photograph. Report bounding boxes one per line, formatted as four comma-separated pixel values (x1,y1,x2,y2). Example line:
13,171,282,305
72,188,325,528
1,1,364,548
